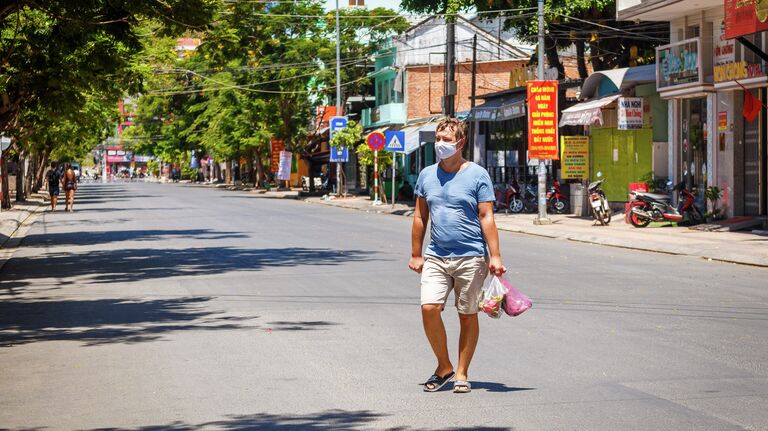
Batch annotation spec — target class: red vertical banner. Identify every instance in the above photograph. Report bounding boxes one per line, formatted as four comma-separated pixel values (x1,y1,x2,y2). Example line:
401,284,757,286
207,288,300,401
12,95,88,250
527,80,559,160
271,138,284,173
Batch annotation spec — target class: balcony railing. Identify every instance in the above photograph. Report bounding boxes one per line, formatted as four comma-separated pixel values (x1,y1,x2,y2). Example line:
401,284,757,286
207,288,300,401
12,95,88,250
361,103,407,128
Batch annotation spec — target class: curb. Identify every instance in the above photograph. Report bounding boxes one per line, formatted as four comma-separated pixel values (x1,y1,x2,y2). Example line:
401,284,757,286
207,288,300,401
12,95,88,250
303,196,768,268
0,196,47,272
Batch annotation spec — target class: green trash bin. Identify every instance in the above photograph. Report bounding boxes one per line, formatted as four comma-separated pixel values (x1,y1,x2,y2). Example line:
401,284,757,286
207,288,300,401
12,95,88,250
370,179,403,201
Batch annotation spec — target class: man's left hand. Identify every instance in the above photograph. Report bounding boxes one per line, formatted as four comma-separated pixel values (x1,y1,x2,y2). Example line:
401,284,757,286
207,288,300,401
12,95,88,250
488,256,506,277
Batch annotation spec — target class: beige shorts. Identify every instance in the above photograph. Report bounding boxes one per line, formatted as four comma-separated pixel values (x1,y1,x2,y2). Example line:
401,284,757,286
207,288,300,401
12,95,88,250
420,255,489,314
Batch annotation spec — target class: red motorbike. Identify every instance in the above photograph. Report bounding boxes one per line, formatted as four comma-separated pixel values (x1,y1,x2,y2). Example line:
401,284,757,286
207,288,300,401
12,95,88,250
547,180,569,214
628,180,704,227
493,178,525,214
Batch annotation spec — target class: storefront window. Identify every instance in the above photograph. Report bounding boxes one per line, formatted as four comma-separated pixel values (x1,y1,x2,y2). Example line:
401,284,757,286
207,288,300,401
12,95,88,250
680,97,707,192
484,117,526,183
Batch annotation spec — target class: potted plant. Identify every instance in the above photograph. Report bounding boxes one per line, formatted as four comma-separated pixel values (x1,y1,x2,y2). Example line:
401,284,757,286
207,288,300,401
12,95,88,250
704,185,723,222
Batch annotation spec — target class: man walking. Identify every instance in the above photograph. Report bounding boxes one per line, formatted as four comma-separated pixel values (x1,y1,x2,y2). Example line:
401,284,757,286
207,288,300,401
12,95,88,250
45,161,61,211
408,117,506,394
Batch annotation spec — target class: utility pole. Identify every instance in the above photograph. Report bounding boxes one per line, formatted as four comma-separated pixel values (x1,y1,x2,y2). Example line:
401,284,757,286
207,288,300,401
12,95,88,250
335,0,343,196
445,11,456,117
535,0,551,224
469,34,477,162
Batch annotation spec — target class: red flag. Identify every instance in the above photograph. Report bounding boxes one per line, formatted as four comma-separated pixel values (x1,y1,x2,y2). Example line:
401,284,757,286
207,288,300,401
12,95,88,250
743,89,761,123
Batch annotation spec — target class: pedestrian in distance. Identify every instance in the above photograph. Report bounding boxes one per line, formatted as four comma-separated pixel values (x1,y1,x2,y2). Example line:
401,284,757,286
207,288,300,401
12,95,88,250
44,161,61,211
62,162,78,212
409,117,506,394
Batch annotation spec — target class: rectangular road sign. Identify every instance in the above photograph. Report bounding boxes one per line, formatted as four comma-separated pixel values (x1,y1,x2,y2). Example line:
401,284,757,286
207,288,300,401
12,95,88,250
384,130,405,153
329,145,349,163
329,116,347,139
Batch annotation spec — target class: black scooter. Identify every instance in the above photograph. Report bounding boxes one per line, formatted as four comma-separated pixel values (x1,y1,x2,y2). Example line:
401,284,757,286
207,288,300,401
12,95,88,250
588,172,611,225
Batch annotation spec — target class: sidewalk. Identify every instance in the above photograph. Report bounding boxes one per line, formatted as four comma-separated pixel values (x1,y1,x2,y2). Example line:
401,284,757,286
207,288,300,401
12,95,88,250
0,194,47,269
299,194,768,268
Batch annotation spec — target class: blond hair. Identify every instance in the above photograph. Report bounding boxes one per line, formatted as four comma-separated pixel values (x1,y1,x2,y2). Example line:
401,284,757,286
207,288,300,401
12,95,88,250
435,117,467,143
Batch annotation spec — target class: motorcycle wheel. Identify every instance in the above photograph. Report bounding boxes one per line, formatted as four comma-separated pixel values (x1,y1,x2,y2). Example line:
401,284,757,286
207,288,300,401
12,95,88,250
550,197,568,214
690,206,704,225
602,206,612,225
628,207,651,228
592,207,607,226
510,197,525,213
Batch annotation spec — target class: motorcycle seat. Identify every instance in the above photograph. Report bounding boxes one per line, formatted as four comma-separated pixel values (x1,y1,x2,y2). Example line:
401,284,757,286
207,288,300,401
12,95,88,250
634,191,670,202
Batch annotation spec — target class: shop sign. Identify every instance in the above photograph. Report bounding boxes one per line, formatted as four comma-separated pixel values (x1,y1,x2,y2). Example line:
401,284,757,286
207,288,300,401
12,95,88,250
560,136,589,180
617,97,643,130
315,106,336,130
714,20,736,64
657,38,702,90
527,80,559,160
270,138,284,173
718,111,728,131
277,151,292,181
714,61,765,82
509,66,558,88
724,0,768,39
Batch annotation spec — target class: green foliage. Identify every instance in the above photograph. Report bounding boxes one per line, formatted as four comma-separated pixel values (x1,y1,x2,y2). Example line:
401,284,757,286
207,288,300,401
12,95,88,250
356,142,393,171
181,164,198,181
127,0,405,184
146,159,160,177
330,121,363,149
400,0,668,76
705,186,723,218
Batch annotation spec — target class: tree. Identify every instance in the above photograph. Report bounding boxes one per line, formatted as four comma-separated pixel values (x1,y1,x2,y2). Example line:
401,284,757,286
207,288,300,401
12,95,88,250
399,0,668,79
127,1,407,187
0,0,217,206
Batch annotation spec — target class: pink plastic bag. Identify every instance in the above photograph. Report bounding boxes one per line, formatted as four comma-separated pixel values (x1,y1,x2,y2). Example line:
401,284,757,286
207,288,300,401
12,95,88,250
496,275,532,317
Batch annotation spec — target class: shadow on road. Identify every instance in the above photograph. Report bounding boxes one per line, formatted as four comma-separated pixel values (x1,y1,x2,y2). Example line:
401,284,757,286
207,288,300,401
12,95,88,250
2,246,377,288
82,410,513,430
0,296,256,347
22,229,249,247
470,382,536,393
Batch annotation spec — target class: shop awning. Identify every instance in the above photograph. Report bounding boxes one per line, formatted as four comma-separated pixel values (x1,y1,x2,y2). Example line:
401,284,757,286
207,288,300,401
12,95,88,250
579,64,656,100
404,121,441,155
559,94,621,127
469,94,526,122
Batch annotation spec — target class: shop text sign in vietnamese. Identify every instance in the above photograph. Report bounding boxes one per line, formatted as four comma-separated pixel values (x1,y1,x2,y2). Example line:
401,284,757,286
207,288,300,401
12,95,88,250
527,80,559,160
617,97,643,130
270,138,284,173
724,0,768,39
560,136,589,180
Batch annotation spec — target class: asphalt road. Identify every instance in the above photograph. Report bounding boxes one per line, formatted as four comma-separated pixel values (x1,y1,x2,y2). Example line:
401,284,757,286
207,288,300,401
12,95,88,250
1,182,767,431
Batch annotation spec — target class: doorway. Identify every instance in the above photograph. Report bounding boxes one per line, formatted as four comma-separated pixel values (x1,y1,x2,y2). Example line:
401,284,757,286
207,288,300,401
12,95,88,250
742,88,767,216
680,97,707,207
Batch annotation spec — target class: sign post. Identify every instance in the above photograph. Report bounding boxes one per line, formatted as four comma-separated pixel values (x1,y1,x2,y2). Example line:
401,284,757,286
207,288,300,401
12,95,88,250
367,131,385,205
329,116,348,196
385,130,405,208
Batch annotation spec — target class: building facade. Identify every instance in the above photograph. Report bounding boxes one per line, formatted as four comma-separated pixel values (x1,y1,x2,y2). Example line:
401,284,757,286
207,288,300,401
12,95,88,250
619,0,768,218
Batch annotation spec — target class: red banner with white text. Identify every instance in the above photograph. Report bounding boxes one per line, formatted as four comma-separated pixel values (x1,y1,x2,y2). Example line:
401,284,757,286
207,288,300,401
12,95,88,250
527,80,559,160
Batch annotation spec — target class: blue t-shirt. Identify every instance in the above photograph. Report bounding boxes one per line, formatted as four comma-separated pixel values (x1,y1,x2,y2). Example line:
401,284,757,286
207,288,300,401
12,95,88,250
414,162,495,257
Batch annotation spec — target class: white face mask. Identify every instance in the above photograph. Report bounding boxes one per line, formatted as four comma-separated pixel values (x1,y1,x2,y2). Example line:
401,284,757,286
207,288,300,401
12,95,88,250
435,139,461,160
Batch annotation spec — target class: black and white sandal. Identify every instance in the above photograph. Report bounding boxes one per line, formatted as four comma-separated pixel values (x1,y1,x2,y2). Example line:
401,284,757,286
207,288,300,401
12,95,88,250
453,380,471,393
423,371,455,392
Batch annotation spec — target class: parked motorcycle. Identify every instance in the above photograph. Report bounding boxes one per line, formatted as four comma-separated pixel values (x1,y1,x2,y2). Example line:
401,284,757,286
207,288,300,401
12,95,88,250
588,173,611,225
522,181,538,213
628,179,704,228
547,180,569,214
493,178,524,213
